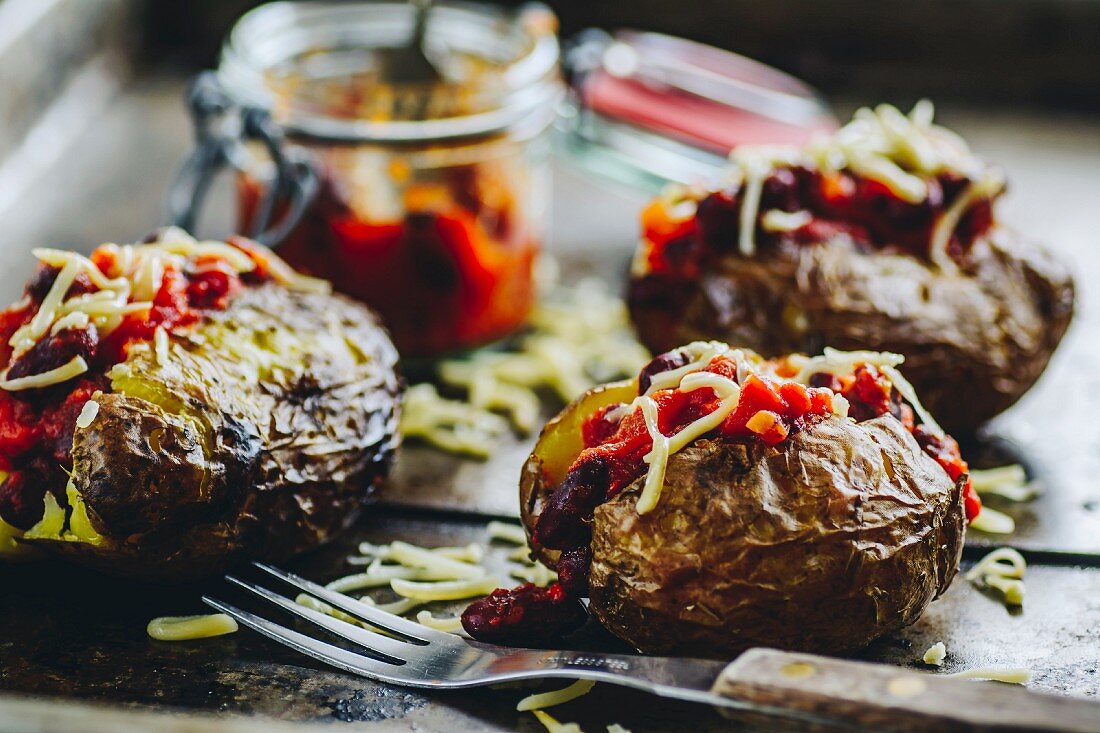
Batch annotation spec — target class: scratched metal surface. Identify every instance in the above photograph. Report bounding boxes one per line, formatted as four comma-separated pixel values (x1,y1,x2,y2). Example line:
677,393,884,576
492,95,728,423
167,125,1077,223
0,508,1097,733
0,79,1099,731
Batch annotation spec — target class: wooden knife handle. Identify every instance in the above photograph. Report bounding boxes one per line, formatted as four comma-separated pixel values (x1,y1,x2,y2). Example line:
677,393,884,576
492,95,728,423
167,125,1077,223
711,648,1100,732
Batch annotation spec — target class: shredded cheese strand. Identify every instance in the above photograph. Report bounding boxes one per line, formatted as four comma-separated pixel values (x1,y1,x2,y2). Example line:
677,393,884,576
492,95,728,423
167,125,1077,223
386,540,487,580
666,372,742,454
13,258,81,352
487,521,528,545
75,399,99,429
643,341,731,394
970,465,1038,501
761,209,812,233
723,101,1000,263
947,667,1031,684
966,547,1026,605
389,576,502,602
922,641,947,667
635,397,670,515
154,326,169,366
510,561,557,587
532,711,586,733
968,505,1016,535
517,680,596,712
0,356,87,391
147,614,238,641
928,173,1005,272
415,610,465,633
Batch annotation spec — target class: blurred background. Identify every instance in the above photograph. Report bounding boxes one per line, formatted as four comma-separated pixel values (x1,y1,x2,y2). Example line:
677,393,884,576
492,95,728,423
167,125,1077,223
0,0,1097,298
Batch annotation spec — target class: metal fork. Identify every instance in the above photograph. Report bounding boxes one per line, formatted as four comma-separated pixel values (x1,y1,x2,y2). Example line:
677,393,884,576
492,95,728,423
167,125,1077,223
204,563,1100,733
206,563,728,702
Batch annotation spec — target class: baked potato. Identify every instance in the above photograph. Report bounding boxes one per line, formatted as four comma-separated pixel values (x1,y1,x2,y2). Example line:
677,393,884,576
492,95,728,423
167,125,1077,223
0,229,401,581
466,342,971,657
627,103,1074,435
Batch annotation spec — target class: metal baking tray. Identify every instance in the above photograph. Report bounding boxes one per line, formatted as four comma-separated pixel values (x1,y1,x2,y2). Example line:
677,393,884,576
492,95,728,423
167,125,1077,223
0,78,1098,731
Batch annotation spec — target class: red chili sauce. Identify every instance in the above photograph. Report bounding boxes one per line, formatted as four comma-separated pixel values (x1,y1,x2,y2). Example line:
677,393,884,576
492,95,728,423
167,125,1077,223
0,241,265,532
639,166,998,279
462,349,979,644
238,168,538,358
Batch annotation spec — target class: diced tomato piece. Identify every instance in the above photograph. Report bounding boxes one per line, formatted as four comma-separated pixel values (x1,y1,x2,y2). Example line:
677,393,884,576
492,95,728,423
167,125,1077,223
779,382,813,417
641,199,698,248
962,480,982,522
582,404,625,448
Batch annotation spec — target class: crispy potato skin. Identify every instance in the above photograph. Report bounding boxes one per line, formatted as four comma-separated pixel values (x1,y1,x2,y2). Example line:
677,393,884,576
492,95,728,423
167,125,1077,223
628,229,1075,435
521,398,964,657
43,283,401,581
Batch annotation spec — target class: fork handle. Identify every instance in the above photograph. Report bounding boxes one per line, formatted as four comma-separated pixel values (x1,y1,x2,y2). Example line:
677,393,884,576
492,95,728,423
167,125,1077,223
711,648,1099,733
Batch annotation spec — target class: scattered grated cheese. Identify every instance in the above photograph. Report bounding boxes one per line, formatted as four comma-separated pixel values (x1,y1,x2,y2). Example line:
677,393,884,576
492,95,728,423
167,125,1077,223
415,610,465,633
635,397,670,514
147,614,238,641
966,547,1026,606
325,566,425,592
50,311,90,334
947,667,1031,685
362,596,422,615
403,276,650,457
517,680,596,712
510,560,557,587
305,524,554,644
928,172,1005,272
0,356,88,391
719,101,1001,262
487,521,528,545
386,540,487,580
761,209,813,233
75,399,99,429
241,238,331,294
154,326,169,366
3,230,327,391
389,576,503,602
399,383,510,459
970,465,1039,502
532,710,586,733
968,506,1016,535
295,594,366,628
922,641,947,667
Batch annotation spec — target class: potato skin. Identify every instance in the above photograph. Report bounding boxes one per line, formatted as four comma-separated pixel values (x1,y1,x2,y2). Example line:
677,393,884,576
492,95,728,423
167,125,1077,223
628,229,1074,435
521,400,965,657
40,283,401,581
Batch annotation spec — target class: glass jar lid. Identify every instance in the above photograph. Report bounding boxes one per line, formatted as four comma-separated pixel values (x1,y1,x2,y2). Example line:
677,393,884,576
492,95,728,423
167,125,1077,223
559,29,837,191
217,1,564,143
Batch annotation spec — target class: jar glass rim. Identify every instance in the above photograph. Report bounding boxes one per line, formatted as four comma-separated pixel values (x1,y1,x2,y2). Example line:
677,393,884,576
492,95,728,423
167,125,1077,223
217,0,563,143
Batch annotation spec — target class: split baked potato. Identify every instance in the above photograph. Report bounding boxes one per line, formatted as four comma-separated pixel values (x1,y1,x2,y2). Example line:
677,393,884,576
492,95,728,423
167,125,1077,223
627,103,1074,435
0,229,401,581
476,342,971,657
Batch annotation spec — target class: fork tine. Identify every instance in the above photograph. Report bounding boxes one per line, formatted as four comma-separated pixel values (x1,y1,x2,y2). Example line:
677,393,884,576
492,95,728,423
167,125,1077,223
225,575,419,661
202,596,416,686
252,562,456,643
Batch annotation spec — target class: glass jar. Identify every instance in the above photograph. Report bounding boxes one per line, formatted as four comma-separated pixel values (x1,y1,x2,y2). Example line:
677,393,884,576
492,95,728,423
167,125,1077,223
214,1,563,357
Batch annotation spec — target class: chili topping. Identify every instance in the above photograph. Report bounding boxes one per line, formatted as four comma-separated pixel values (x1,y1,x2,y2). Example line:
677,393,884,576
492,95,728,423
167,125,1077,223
0,228,325,536
635,102,1004,281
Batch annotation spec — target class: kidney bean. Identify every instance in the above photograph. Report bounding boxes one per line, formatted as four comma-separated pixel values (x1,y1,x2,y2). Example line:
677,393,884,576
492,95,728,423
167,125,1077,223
6,324,99,382
533,457,610,550
638,349,691,394
461,582,587,645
